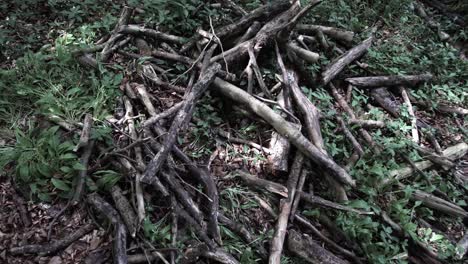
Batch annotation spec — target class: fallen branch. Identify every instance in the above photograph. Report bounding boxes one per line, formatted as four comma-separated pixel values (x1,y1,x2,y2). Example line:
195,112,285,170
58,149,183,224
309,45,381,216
234,170,288,197
141,63,221,184
300,192,373,215
10,223,95,256
88,193,128,264
119,25,187,44
296,24,354,42
111,185,138,238
383,142,468,184
345,73,433,87
322,36,372,84
269,153,304,264
213,78,355,187
287,229,348,264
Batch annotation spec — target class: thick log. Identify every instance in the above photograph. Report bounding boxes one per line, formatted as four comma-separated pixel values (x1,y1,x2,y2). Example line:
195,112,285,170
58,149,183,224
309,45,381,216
322,37,373,84
213,77,355,187
345,73,433,87
287,229,349,264
296,24,354,42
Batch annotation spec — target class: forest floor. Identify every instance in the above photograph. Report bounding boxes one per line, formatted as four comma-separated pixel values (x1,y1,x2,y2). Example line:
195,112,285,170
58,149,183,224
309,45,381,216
1,1,467,264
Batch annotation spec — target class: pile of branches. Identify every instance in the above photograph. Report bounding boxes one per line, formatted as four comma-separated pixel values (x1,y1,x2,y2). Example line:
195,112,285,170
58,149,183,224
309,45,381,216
9,1,468,263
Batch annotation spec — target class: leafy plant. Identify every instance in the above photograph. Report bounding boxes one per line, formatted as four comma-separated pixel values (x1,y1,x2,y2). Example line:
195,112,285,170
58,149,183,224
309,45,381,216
0,124,80,201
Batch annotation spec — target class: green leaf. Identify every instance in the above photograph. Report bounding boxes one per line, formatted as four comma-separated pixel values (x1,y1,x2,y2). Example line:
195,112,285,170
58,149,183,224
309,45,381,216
18,164,30,181
60,153,77,160
73,162,86,171
51,178,71,191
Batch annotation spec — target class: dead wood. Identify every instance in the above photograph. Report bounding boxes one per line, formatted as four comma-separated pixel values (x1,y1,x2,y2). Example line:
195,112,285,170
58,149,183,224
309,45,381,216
213,78,355,187
413,145,455,169
269,153,304,264
337,116,364,156
143,101,184,127
383,142,468,184
287,229,349,264
180,244,239,264
235,170,288,197
180,1,291,53
345,73,433,87
322,37,373,84
399,86,419,143
218,0,247,16
348,118,385,129
267,90,292,175
289,170,308,222
122,96,168,195
174,203,216,250
135,84,157,116
284,65,348,201
211,0,309,64
71,140,95,205
412,100,468,115
369,87,400,117
235,21,262,44
101,6,133,61
160,169,204,224
119,25,186,44
296,24,354,43
456,233,468,259
294,214,362,263
329,83,379,152
141,63,220,184
88,193,128,264
300,192,373,215
218,129,272,154
110,185,138,238
408,186,468,218
413,1,450,40
287,41,320,63
9,223,95,256
218,213,268,258
171,147,222,245
73,113,93,152
420,0,466,27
